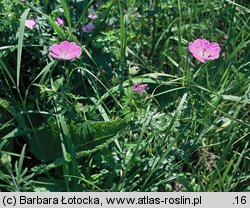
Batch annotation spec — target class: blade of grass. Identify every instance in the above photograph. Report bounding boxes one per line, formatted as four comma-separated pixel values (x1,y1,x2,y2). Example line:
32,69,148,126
141,93,188,189
118,0,127,87
46,15,67,40
17,9,30,89
61,0,71,30
117,104,153,191
18,144,26,175
227,141,249,191
58,114,79,191
208,105,241,191
32,60,56,83
0,58,16,86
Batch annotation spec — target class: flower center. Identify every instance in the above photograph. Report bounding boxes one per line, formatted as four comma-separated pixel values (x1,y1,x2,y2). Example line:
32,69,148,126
202,49,212,58
202,49,207,57
61,52,69,59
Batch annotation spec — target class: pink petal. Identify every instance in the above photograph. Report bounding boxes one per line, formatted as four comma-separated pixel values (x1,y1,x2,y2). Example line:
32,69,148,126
193,39,210,50
189,42,205,62
68,44,82,54
189,42,196,54
206,43,220,53
49,52,62,59
88,14,98,20
189,39,221,62
67,50,82,59
59,41,70,53
205,43,221,60
61,56,71,60
25,19,37,29
49,41,82,60
67,43,82,57
55,17,64,26
192,53,206,63
133,83,148,93
68,42,81,52
66,53,78,60
49,44,62,56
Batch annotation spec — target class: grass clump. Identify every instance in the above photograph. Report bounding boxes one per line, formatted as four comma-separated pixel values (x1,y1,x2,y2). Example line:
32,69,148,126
0,0,249,192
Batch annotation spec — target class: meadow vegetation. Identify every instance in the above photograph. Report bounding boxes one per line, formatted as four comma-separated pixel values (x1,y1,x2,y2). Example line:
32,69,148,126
0,0,249,191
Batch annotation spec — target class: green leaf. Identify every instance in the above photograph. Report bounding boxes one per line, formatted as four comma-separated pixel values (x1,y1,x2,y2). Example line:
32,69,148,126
222,95,242,102
0,58,16,86
61,0,71,29
46,15,67,40
33,61,56,83
17,9,30,88
28,122,62,162
73,119,126,157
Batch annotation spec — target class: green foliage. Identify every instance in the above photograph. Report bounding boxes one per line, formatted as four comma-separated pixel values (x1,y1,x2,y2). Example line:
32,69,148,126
0,145,34,191
0,0,249,191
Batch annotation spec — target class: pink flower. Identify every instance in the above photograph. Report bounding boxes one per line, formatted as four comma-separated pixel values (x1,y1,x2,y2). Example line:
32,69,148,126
25,19,37,29
88,8,98,20
83,23,95,33
55,17,65,26
88,14,98,20
49,41,82,60
189,39,221,63
133,83,149,94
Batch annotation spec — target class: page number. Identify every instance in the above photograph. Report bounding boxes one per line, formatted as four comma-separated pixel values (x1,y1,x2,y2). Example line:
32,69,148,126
234,196,247,205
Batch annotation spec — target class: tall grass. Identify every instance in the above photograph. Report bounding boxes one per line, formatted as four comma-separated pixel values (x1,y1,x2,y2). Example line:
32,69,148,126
0,0,249,192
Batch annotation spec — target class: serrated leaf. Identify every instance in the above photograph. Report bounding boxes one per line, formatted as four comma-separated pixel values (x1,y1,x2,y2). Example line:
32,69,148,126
73,119,126,157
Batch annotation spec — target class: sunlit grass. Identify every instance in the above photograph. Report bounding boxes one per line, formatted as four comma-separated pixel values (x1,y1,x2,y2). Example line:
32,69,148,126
0,0,249,192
